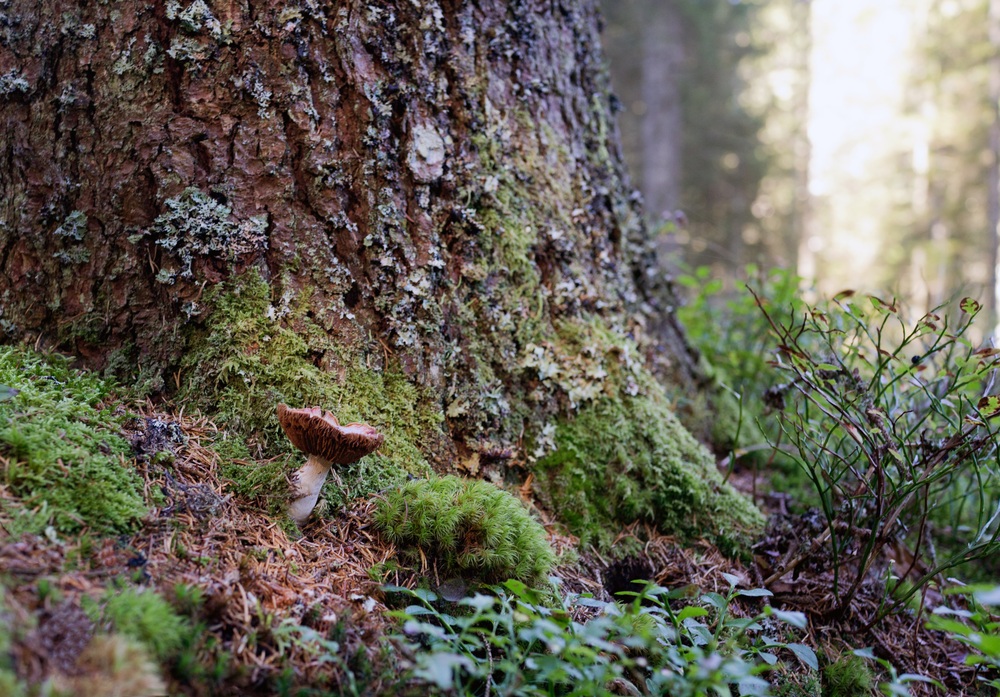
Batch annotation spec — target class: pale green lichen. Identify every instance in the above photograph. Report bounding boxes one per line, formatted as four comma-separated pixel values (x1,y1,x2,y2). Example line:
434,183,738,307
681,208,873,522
52,210,91,265
132,188,267,284
0,69,29,96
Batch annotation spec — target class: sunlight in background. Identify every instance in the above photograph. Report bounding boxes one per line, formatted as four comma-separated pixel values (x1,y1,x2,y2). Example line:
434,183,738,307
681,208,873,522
804,0,922,290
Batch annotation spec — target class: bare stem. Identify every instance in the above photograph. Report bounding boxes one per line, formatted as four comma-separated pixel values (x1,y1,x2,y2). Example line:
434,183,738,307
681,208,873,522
288,454,332,524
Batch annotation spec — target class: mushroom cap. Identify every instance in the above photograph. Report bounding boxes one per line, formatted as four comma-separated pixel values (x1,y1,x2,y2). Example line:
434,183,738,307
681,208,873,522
277,404,384,466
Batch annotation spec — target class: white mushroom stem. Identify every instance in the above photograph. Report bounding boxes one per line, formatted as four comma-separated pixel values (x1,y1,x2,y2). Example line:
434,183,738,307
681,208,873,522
288,455,333,524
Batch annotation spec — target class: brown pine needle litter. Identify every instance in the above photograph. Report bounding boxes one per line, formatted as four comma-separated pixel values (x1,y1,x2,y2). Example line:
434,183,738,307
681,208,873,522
1,407,402,693
0,406,983,695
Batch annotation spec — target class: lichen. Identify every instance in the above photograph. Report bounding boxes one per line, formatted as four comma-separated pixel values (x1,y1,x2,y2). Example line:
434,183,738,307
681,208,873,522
52,210,91,265
131,188,267,284
0,347,146,535
0,69,29,96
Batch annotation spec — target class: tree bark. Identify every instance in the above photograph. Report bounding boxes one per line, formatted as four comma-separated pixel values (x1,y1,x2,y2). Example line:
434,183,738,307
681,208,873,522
0,0,756,546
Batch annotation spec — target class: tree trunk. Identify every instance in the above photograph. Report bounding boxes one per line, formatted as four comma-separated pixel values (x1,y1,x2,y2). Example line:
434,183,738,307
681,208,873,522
988,0,1000,333
0,0,759,547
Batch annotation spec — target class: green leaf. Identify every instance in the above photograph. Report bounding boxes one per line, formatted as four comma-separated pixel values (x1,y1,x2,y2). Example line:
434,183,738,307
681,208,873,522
722,572,741,587
960,297,982,315
701,592,727,609
787,643,818,670
869,296,898,313
412,588,439,603
974,586,1000,606
768,607,808,629
460,594,496,612
677,606,710,621
414,652,473,688
816,363,840,372
757,651,778,665
977,395,1000,419
737,588,773,598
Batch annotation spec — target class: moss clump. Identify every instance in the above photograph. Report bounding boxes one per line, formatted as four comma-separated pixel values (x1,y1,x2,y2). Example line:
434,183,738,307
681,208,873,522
91,587,193,663
822,654,874,697
374,475,555,585
179,271,441,508
522,320,764,554
0,347,146,535
538,390,763,553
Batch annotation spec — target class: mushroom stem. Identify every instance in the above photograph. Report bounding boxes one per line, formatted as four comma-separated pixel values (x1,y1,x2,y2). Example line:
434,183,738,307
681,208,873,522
288,454,333,524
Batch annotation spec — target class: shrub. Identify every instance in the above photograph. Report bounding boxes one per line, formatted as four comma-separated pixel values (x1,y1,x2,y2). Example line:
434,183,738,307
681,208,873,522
374,475,555,585
754,290,1000,619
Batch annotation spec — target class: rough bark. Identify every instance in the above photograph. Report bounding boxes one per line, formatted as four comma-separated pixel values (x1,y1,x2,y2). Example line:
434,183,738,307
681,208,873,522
0,0,757,547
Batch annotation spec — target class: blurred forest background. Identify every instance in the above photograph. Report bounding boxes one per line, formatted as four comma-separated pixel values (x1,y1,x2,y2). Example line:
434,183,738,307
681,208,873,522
602,0,1000,331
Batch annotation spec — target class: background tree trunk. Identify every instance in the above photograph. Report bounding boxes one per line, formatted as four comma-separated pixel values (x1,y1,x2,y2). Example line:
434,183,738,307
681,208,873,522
0,0,759,546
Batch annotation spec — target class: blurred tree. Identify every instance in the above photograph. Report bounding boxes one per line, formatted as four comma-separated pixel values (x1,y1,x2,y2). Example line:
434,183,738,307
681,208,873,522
602,0,805,280
886,0,996,321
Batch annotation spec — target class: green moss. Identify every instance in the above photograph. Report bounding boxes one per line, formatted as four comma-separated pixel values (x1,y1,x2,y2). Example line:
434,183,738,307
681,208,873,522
769,668,822,697
179,271,441,508
538,391,763,552
374,475,555,585
0,347,146,535
91,586,193,662
531,321,764,553
822,654,874,697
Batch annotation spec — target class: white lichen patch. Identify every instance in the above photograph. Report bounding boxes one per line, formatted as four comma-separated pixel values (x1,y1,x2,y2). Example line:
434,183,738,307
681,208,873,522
0,69,29,96
132,188,267,283
521,326,645,410
407,120,446,183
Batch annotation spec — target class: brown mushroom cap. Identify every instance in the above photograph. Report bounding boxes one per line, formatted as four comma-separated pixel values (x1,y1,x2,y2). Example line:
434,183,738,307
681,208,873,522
277,404,384,465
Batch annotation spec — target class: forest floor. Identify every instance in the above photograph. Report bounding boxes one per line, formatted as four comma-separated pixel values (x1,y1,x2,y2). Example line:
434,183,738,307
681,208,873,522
0,405,987,695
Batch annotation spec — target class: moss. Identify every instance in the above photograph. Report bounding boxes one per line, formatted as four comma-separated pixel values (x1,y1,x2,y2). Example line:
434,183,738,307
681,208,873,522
0,347,146,535
90,586,193,662
538,391,763,552
822,653,874,697
374,475,555,585
770,669,822,697
531,321,764,553
179,270,441,509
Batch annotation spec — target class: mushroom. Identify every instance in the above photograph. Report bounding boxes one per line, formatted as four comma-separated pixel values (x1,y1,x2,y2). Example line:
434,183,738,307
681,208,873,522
276,404,384,524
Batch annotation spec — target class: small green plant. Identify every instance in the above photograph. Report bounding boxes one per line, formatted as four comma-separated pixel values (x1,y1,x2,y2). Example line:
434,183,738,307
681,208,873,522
754,290,1000,620
388,573,817,696
90,586,194,662
374,475,555,585
675,265,809,491
822,652,874,696
0,346,146,534
928,585,1000,691
677,265,804,402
